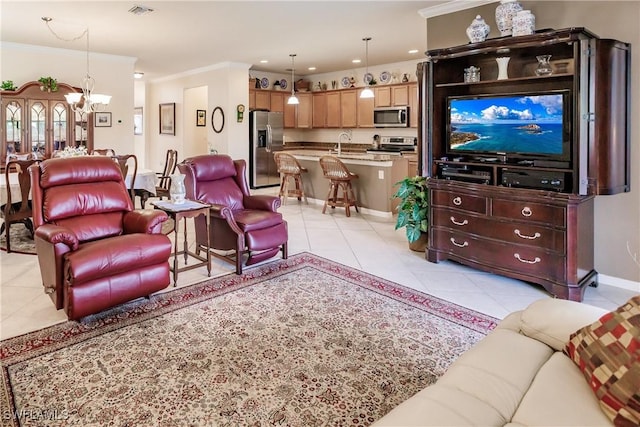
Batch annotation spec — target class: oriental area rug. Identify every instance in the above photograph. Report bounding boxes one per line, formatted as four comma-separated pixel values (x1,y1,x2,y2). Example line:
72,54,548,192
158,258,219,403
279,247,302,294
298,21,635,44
0,253,498,426
0,224,36,255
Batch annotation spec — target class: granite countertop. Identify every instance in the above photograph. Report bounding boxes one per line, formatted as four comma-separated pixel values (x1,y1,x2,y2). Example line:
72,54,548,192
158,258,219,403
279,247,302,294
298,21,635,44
282,149,397,162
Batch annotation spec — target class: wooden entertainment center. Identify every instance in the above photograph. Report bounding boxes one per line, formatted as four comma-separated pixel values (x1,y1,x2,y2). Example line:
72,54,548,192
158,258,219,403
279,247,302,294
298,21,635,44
419,28,630,301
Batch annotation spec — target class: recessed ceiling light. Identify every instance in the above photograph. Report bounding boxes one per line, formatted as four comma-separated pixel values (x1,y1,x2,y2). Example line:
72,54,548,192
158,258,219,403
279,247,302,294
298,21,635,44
408,49,419,54
352,59,361,64
134,72,144,79
308,66,316,71
260,60,268,64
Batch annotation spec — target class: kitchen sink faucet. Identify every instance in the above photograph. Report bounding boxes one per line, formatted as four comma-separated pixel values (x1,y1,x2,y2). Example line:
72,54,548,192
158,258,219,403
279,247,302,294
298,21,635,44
337,130,352,156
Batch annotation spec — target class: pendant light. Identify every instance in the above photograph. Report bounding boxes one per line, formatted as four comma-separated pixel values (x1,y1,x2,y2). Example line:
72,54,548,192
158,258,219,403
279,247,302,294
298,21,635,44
360,37,374,99
287,54,299,105
42,17,111,113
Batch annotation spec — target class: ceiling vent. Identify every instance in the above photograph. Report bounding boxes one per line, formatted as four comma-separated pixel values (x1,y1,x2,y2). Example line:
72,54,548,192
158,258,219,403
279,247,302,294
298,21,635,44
128,5,154,16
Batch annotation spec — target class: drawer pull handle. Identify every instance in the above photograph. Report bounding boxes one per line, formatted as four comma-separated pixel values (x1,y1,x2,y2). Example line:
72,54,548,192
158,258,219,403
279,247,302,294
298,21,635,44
514,229,541,240
450,237,469,248
450,217,468,226
514,253,541,264
521,207,533,217
452,197,462,206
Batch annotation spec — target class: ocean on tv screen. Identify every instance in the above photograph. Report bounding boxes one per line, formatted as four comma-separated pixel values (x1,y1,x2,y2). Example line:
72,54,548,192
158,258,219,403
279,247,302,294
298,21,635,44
449,94,564,155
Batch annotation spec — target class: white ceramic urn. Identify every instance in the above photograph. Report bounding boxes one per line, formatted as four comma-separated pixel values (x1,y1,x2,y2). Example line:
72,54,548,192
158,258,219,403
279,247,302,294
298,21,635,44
512,10,535,37
466,15,490,44
169,173,186,204
495,0,523,36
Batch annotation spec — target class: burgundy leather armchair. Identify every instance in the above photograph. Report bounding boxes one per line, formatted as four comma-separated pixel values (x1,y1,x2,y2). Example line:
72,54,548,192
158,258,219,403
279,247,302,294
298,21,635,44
178,154,288,274
29,156,172,320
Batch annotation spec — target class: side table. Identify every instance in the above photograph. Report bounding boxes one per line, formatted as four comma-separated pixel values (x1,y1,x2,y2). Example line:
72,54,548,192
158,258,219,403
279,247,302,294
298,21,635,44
151,199,211,286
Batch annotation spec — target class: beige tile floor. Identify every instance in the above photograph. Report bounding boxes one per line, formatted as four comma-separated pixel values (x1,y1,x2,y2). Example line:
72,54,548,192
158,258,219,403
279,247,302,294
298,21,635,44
1,189,637,340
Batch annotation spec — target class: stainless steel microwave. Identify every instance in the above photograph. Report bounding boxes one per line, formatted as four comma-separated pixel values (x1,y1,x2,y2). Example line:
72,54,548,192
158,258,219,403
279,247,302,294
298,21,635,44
373,106,409,128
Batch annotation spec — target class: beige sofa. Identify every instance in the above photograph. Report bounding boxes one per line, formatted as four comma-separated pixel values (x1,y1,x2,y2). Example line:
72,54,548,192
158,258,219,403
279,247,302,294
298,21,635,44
373,298,614,426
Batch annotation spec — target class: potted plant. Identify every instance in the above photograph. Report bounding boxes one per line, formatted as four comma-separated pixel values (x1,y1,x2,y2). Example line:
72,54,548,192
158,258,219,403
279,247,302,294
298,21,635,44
392,176,429,251
1,80,17,91
38,76,58,92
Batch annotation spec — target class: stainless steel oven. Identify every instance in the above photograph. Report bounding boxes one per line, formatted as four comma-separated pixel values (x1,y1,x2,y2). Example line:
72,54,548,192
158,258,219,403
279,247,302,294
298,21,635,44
373,106,409,128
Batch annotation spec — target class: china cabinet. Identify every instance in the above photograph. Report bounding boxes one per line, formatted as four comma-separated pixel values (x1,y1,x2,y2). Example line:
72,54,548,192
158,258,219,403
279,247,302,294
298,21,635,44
1,81,93,169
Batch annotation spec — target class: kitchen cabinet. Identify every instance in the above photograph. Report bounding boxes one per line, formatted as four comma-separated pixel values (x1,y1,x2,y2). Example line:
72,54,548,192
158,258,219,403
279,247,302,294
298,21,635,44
340,90,357,128
254,90,270,111
296,93,313,128
374,84,409,107
408,83,418,129
1,81,93,168
284,102,295,128
284,92,312,129
312,92,327,128
357,89,374,128
325,92,341,128
270,92,285,113
249,82,418,130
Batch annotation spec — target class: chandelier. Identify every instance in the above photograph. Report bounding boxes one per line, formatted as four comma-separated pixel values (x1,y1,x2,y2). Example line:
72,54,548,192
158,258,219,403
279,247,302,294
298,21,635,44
42,17,111,113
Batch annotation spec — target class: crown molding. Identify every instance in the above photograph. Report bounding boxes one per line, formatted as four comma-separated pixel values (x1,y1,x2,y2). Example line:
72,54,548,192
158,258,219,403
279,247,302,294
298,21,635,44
418,0,500,19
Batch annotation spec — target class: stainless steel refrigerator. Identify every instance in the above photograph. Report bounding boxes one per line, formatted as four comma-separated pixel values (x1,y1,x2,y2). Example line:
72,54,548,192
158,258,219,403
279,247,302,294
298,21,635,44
249,110,284,189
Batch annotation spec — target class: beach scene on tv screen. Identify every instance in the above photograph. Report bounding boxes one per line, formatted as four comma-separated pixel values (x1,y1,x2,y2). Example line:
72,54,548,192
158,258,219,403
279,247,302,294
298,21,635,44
449,94,564,155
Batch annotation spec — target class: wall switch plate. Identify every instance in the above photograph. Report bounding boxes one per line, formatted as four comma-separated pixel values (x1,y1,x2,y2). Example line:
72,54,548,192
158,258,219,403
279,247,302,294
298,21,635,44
378,170,384,179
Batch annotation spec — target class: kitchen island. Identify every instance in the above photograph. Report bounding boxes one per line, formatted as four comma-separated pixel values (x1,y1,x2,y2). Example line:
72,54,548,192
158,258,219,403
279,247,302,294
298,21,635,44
281,149,408,216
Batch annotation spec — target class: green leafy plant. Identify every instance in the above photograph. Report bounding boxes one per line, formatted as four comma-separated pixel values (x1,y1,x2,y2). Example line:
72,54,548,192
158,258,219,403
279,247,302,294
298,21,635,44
38,76,58,92
392,176,429,243
1,80,17,90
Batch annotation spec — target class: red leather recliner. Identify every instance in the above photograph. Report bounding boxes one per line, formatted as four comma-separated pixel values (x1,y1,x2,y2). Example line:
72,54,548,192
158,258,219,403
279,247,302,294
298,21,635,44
178,154,288,274
29,156,172,320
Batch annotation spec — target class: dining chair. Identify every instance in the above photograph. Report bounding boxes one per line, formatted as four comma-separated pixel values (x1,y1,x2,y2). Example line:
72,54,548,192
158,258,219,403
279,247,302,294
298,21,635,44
136,149,178,209
92,149,116,156
112,154,138,201
1,158,39,253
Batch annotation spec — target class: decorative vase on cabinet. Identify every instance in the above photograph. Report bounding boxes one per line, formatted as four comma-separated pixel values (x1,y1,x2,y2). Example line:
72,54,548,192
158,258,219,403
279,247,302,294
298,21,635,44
535,55,553,76
496,57,510,80
466,15,490,43
512,10,535,36
495,0,523,36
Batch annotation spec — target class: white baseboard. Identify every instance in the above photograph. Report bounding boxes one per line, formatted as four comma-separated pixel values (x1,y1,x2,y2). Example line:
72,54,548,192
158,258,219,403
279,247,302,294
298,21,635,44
303,197,393,219
598,273,640,292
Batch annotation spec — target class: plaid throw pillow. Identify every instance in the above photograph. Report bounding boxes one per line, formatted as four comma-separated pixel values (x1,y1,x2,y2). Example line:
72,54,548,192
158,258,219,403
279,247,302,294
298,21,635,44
564,295,640,427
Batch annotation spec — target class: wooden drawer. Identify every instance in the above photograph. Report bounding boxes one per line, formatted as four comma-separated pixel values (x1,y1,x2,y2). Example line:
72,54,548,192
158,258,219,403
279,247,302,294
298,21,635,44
432,207,566,253
431,190,487,214
492,199,566,227
432,229,566,283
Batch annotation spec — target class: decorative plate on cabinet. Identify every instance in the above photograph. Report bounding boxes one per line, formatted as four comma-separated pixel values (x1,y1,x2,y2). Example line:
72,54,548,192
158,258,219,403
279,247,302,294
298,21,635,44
341,76,351,88
379,71,391,84
260,77,269,89
363,72,374,84
279,79,287,89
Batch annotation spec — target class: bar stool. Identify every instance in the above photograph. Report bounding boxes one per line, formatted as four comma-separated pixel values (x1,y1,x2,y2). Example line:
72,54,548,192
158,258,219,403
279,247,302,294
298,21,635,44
274,152,308,204
319,155,359,217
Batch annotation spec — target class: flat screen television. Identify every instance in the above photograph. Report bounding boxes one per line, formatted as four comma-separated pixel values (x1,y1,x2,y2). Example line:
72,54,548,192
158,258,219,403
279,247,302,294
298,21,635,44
446,90,572,163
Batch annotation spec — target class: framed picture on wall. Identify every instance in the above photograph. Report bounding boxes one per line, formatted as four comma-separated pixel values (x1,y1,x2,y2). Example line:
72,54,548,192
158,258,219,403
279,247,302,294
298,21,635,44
159,103,175,135
196,109,206,127
94,112,112,127
134,107,143,135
